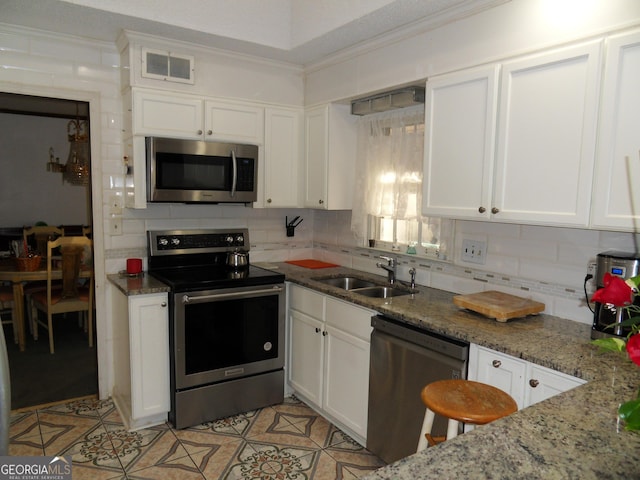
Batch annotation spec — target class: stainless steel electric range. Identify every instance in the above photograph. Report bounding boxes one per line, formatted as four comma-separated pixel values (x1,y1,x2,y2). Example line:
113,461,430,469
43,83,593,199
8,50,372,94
147,228,285,429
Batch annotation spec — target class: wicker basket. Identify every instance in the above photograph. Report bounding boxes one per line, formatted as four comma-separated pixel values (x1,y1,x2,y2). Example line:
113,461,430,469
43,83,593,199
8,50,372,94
15,255,42,272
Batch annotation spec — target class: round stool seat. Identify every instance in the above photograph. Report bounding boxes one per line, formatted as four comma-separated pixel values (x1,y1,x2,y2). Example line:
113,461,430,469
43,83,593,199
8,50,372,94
417,379,517,451
421,379,518,425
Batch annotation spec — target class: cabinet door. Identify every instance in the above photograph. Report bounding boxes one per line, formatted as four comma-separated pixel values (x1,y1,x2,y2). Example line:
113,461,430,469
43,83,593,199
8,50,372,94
204,100,264,144
471,345,526,409
526,364,586,406
493,41,601,227
304,105,329,208
129,293,170,419
591,30,640,230
323,325,370,439
133,89,203,139
288,309,324,407
263,108,301,208
422,66,500,219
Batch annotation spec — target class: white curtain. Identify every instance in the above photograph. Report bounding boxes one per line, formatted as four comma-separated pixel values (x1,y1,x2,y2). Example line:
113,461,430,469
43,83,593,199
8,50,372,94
350,105,425,243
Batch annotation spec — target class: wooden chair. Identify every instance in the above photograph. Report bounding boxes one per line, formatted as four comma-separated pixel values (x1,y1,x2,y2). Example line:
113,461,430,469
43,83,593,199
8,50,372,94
0,287,18,344
31,236,94,354
417,379,518,451
22,226,65,338
22,226,64,257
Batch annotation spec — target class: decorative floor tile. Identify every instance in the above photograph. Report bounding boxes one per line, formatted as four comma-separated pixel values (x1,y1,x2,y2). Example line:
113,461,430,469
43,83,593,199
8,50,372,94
105,425,190,475
10,411,41,441
8,396,386,480
124,455,205,480
173,428,242,458
185,436,243,479
241,407,324,449
311,450,360,480
221,441,320,480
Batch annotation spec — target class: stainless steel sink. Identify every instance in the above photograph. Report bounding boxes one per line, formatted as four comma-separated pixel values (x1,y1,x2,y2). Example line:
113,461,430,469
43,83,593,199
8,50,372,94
315,276,377,290
352,286,412,298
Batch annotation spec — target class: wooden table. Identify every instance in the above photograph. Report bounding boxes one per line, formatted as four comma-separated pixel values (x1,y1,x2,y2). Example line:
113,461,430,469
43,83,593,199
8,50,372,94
0,263,92,351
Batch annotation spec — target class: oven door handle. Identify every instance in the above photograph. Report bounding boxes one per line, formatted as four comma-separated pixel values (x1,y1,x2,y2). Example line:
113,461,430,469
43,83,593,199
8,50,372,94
182,285,283,304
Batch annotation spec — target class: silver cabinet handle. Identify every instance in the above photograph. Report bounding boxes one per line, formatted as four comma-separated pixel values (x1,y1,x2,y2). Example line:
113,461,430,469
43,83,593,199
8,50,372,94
478,206,486,213
267,198,272,203
197,129,203,135
319,199,324,205
161,302,167,307
529,379,539,388
207,130,213,135
315,327,321,333
491,207,500,214
322,330,327,336
492,360,502,368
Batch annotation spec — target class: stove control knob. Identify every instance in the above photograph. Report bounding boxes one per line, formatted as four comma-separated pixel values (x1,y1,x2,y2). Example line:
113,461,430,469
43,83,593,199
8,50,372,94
235,235,244,244
171,237,180,246
158,238,169,246
225,235,234,244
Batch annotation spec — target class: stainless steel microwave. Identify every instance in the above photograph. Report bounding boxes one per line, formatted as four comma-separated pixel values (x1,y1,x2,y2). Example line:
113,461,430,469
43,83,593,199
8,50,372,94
146,137,259,204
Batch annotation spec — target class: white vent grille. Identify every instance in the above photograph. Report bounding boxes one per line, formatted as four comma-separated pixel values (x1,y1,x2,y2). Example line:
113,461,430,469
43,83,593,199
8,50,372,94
142,48,194,84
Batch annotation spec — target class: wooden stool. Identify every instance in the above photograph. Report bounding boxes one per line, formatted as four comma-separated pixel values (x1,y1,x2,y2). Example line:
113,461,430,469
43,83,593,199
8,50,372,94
417,379,517,451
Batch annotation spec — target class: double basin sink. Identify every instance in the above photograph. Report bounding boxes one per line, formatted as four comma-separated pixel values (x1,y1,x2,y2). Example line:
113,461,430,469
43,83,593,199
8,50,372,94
313,275,414,298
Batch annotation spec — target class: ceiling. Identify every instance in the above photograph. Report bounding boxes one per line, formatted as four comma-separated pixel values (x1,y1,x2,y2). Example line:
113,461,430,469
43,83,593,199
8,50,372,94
0,0,506,65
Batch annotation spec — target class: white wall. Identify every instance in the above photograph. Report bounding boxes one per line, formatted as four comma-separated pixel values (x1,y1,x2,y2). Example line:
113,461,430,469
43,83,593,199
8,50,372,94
0,113,87,227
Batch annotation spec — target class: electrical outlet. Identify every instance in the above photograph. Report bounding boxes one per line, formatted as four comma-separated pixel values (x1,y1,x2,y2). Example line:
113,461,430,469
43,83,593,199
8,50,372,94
109,194,123,215
587,261,597,276
461,239,486,265
108,217,122,235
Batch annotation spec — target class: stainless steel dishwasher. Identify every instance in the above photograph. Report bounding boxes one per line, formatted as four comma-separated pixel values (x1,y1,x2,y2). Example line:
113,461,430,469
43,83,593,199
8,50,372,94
367,315,469,464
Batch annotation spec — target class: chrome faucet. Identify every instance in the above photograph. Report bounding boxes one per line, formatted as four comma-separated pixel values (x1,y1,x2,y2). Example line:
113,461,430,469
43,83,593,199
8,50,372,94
409,267,416,290
376,256,396,285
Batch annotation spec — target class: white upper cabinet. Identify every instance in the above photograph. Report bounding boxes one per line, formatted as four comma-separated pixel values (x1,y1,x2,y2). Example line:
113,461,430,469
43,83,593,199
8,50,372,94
262,107,302,208
494,41,601,227
423,41,601,227
591,30,640,231
304,104,357,209
422,65,500,219
133,89,204,140
204,100,264,144
132,88,264,144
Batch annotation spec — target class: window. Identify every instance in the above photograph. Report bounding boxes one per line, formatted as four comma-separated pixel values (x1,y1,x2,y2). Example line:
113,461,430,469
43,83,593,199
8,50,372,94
351,105,451,260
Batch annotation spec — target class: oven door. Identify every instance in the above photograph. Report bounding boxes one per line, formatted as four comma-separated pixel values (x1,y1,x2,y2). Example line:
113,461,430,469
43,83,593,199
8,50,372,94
173,283,284,390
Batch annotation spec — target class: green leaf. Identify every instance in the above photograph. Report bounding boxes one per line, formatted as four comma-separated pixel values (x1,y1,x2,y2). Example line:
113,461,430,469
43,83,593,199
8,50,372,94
619,398,640,431
591,337,627,353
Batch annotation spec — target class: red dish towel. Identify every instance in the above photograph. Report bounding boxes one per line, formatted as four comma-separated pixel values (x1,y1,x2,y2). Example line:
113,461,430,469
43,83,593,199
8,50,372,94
285,259,339,269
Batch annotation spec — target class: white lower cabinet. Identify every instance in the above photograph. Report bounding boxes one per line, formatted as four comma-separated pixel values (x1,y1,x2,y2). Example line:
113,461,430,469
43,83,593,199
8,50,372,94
468,344,585,410
111,287,170,430
287,283,375,445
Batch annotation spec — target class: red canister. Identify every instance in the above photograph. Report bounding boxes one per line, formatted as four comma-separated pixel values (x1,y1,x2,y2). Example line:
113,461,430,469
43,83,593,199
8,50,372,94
126,258,142,275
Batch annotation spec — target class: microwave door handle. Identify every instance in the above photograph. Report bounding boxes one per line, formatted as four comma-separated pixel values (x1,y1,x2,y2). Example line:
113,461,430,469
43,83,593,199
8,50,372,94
230,149,237,198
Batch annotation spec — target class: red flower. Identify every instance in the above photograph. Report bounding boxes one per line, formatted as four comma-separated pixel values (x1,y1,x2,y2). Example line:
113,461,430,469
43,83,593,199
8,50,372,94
591,273,634,307
626,333,640,367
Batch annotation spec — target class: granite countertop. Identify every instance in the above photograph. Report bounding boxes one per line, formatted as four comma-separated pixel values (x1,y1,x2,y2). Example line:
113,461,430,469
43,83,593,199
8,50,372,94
268,262,640,480
107,272,170,296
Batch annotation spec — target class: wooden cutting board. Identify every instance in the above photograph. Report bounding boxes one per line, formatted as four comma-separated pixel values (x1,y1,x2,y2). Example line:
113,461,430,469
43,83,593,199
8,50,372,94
453,290,545,322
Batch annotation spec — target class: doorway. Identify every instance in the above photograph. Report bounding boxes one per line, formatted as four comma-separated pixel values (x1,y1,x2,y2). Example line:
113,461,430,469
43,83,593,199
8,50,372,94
0,92,97,409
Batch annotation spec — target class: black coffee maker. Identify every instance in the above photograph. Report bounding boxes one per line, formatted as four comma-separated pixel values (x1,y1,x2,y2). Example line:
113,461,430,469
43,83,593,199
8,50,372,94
591,250,640,339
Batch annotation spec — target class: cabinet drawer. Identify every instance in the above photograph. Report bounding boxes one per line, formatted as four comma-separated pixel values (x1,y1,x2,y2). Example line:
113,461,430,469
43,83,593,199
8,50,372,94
289,284,324,318
325,297,374,340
